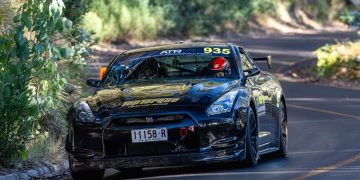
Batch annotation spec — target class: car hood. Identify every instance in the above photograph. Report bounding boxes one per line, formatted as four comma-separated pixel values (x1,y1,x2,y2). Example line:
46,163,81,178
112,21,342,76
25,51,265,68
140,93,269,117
85,79,239,112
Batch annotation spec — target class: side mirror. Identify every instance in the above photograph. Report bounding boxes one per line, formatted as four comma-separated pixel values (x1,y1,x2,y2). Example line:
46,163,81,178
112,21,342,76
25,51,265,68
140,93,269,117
241,68,260,85
253,55,272,69
86,79,101,88
244,68,261,77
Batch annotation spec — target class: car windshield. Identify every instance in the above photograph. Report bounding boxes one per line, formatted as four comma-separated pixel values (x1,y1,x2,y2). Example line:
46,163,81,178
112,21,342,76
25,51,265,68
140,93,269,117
102,47,238,86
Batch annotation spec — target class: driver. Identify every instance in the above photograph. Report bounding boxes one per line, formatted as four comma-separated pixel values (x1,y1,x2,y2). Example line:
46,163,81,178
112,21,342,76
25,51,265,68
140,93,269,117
141,58,159,79
207,57,231,77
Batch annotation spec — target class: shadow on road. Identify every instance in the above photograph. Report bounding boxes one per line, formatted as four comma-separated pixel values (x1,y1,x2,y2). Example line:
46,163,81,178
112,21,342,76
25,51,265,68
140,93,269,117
104,154,287,179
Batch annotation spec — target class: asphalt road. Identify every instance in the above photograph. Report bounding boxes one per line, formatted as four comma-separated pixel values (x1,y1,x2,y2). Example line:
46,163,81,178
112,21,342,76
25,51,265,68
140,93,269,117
65,31,360,180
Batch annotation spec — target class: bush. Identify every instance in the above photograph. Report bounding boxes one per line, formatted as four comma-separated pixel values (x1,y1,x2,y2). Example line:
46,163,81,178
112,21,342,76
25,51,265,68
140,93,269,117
315,41,360,80
82,12,103,40
0,0,91,166
81,0,170,41
0,34,36,165
339,10,360,30
80,0,277,41
286,0,347,23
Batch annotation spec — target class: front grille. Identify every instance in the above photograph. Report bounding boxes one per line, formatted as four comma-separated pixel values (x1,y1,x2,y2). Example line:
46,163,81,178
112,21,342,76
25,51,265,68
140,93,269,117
104,114,199,157
112,114,187,126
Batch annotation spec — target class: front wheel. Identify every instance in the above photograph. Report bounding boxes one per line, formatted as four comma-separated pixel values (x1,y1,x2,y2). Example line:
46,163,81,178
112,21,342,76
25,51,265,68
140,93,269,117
69,156,105,180
244,107,259,166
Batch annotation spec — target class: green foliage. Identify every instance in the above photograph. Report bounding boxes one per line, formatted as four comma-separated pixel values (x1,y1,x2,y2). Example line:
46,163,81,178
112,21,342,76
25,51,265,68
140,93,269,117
0,0,91,166
79,0,352,42
339,10,360,29
286,0,346,23
81,0,169,41
82,11,103,38
64,0,88,25
81,0,276,41
314,41,360,80
0,34,35,165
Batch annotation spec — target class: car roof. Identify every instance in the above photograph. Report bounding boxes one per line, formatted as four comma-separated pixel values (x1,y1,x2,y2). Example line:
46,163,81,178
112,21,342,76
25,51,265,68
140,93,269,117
123,42,244,54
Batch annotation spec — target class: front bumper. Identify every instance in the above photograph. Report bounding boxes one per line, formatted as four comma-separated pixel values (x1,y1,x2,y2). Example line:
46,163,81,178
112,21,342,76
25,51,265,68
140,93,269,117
67,108,249,170
70,145,245,170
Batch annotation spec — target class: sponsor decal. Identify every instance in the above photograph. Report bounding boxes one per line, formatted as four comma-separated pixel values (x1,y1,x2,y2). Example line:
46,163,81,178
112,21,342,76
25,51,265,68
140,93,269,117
258,105,266,112
257,96,266,112
160,49,182,55
130,47,232,62
122,98,180,107
258,96,264,105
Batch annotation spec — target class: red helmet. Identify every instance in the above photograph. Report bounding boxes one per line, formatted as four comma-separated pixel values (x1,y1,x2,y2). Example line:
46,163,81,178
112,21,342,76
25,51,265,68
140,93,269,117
209,57,229,71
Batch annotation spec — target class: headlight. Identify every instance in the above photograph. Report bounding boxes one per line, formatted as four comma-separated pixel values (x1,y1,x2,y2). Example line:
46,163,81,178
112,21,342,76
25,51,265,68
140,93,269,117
207,91,238,116
74,101,96,123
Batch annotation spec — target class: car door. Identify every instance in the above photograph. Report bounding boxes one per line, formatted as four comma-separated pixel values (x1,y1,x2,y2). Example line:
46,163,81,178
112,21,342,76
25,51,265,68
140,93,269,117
264,73,282,141
255,71,278,145
238,49,276,147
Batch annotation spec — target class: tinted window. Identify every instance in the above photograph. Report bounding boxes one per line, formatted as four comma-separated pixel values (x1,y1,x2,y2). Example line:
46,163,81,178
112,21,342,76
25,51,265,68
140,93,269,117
102,47,238,86
240,52,254,71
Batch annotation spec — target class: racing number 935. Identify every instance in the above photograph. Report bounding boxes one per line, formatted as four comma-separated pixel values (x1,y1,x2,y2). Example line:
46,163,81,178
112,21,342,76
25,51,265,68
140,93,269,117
204,47,230,54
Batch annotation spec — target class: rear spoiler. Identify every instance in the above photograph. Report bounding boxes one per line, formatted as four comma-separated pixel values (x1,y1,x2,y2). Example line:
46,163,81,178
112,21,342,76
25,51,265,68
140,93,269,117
253,55,272,69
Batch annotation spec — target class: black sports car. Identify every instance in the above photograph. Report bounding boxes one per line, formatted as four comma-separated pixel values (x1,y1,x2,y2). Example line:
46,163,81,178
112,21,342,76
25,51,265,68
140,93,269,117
66,43,288,179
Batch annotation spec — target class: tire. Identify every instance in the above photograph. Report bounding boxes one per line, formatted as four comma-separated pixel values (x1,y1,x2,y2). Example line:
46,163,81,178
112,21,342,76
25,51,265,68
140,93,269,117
244,107,259,166
275,100,288,157
69,156,105,180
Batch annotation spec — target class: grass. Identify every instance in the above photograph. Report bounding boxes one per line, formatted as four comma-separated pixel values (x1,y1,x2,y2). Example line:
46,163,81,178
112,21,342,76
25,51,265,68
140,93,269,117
26,135,65,165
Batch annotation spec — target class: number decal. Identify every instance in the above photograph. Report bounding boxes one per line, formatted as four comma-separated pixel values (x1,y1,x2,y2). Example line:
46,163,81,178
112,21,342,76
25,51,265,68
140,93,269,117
213,48,221,54
204,47,212,53
222,49,230,54
204,47,231,54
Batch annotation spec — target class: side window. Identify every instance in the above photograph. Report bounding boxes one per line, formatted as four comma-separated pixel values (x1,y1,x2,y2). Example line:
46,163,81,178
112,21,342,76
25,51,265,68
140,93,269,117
240,52,254,71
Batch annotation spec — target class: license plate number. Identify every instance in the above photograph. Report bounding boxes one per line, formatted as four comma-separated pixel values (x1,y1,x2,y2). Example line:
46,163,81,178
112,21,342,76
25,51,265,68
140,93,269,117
131,128,168,143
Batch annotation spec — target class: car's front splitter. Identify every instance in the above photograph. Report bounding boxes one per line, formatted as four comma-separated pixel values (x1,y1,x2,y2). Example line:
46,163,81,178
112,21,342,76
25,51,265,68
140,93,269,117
70,144,245,171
